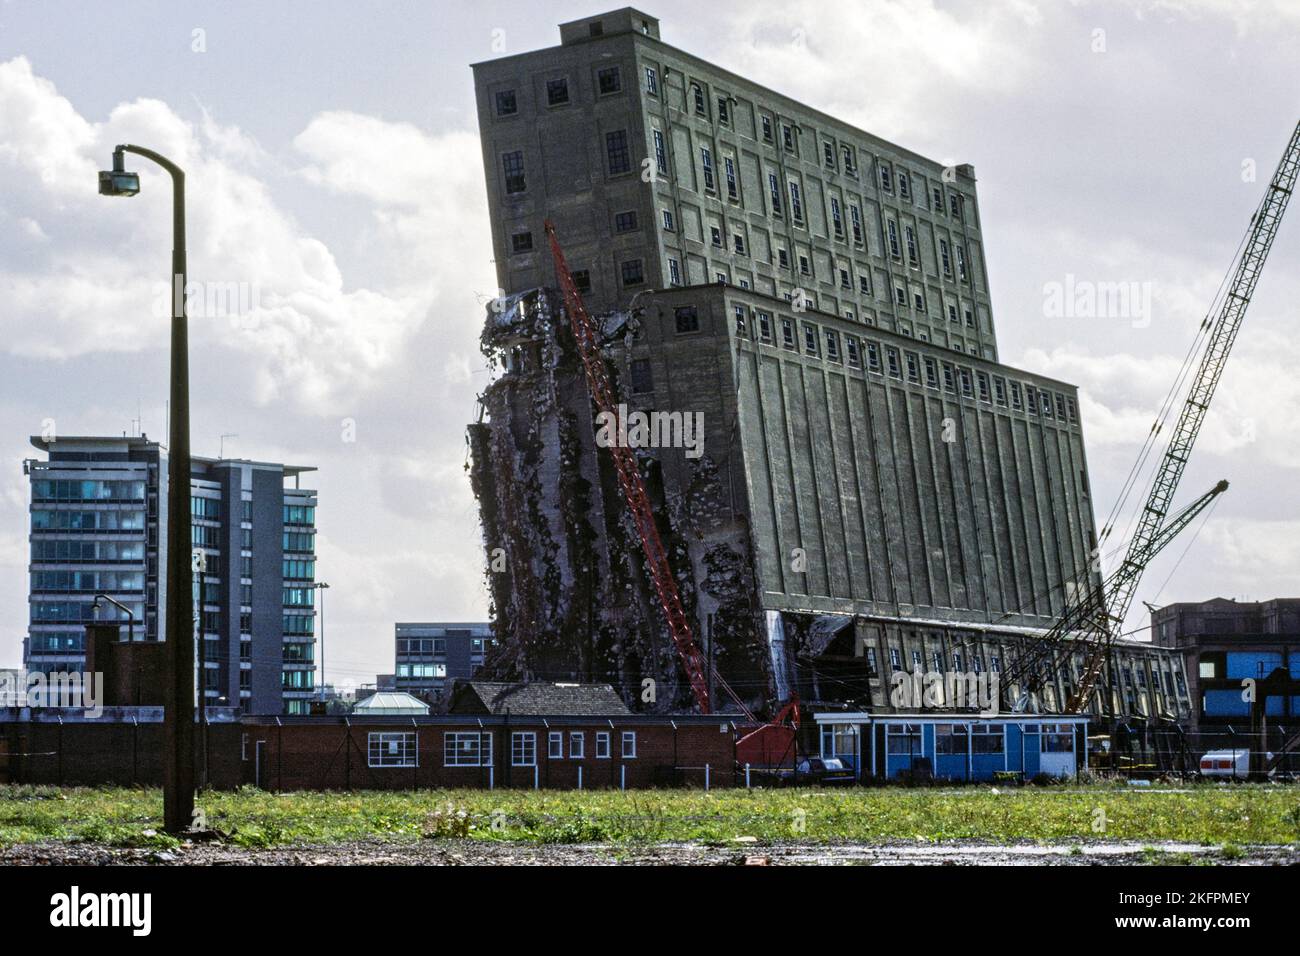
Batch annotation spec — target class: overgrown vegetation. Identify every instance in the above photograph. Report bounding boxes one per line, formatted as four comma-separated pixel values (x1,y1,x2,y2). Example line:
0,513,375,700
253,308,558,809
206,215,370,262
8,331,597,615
0,783,1296,848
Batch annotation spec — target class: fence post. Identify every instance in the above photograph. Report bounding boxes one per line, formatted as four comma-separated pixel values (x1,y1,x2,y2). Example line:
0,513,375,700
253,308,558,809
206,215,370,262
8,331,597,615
534,764,539,790
578,765,583,790
705,763,710,791
489,765,494,790
745,762,751,788
620,764,625,791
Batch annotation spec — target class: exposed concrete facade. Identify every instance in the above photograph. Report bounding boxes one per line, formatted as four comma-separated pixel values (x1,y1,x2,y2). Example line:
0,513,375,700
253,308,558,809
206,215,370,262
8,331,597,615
473,7,998,359
467,9,1186,725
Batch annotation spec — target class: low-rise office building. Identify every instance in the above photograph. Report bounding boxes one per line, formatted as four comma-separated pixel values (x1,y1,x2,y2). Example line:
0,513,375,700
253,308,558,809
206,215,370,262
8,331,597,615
394,622,494,705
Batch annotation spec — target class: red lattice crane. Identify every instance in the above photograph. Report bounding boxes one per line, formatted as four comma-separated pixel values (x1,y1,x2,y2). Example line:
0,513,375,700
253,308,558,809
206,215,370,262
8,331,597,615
544,220,716,713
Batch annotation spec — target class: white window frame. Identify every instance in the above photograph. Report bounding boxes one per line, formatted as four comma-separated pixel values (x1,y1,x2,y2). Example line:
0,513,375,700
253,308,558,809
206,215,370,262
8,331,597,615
570,732,585,759
621,731,637,759
596,731,611,759
368,731,417,768
444,731,492,767
512,731,536,767
548,731,563,759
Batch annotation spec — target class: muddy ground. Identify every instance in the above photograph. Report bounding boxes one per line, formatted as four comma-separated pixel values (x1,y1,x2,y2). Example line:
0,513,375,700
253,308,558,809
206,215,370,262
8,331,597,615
2,839,1295,866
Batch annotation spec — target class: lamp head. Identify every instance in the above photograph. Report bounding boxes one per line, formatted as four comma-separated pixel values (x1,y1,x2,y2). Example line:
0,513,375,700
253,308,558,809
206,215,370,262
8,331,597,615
98,148,139,196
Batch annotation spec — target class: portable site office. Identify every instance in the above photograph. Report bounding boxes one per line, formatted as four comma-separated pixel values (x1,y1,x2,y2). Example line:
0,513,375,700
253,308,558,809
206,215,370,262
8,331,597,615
813,713,1091,782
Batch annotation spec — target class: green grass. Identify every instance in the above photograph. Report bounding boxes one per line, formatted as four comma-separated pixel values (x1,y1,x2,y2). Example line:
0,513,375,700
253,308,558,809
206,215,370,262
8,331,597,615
0,782,1296,848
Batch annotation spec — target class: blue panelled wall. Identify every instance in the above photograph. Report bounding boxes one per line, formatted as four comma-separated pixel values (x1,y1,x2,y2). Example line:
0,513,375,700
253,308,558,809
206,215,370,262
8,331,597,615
816,714,1090,782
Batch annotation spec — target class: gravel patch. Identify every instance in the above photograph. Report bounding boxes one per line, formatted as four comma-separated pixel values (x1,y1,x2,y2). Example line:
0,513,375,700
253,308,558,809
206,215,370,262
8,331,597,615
2,839,1295,866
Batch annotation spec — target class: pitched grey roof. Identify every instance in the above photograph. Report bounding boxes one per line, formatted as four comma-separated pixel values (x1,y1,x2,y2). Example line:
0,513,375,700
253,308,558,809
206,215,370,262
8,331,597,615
451,681,631,716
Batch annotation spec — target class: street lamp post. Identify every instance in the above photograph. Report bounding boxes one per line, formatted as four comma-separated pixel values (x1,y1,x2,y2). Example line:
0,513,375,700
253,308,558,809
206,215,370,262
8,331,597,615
100,144,194,834
314,582,330,701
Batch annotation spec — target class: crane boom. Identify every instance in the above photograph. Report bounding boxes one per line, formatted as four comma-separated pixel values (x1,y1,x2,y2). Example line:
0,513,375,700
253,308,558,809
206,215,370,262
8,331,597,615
543,221,714,713
1004,479,1228,704
1067,122,1300,711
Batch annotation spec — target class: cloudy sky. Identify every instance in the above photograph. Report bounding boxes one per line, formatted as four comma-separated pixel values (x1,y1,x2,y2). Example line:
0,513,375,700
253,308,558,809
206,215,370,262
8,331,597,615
1,0,1297,682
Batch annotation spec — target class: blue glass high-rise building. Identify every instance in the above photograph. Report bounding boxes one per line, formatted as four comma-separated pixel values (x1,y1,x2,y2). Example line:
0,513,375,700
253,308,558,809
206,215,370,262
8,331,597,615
24,434,318,715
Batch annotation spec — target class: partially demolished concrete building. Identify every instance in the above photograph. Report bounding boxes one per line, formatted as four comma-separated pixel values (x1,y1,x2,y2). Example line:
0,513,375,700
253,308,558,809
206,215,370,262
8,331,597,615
467,8,1191,734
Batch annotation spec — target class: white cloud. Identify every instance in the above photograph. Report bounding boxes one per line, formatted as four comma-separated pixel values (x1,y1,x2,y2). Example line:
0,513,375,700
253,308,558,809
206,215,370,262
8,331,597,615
0,59,492,411
697,0,1041,143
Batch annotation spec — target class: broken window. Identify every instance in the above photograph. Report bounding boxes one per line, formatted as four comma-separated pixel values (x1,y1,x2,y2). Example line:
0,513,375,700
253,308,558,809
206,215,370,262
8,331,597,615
546,78,569,106
692,83,706,115
502,150,526,194
620,259,645,286
597,66,621,95
674,305,700,333
630,358,654,393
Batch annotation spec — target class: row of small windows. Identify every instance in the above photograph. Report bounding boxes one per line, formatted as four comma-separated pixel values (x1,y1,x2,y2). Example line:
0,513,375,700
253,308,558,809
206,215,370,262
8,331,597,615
32,510,144,532
32,479,146,502
192,496,221,520
375,731,638,770
397,662,448,679
283,504,315,526
282,558,315,580
659,261,983,356
283,530,315,553
678,303,1077,422
31,601,143,623
493,63,625,119
31,539,145,562
283,614,315,636
31,570,145,593
672,72,969,223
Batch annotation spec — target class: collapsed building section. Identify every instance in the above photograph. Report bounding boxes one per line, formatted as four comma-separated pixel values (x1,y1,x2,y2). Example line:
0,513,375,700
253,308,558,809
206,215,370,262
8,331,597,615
469,283,1190,735
469,288,770,713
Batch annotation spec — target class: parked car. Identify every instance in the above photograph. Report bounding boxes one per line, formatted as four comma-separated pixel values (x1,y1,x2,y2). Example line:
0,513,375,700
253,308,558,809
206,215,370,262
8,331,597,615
1199,750,1275,779
783,756,855,786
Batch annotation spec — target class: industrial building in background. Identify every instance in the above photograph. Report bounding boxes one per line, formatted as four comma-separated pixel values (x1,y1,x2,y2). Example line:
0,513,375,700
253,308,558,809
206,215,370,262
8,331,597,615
24,434,319,715
393,621,494,705
1152,597,1300,740
467,8,1191,741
